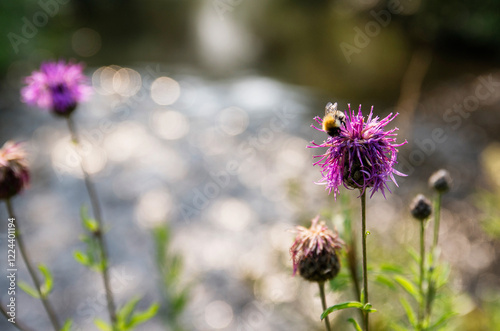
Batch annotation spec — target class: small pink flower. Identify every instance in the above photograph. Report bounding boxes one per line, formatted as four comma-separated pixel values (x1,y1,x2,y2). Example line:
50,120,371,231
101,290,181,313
0,141,30,200
21,60,92,116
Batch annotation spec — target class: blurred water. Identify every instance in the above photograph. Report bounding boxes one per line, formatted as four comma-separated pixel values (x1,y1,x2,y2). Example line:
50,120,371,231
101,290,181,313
0,63,499,330
0,64,330,331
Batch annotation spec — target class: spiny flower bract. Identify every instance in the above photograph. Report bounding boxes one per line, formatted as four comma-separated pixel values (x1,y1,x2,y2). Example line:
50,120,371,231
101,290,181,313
21,60,92,116
309,103,407,198
0,141,30,200
290,216,344,282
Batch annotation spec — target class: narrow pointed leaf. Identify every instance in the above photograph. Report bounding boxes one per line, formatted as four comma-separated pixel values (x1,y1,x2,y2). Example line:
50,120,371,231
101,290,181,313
94,318,112,331
428,312,458,330
380,263,404,274
347,318,363,331
60,319,72,331
128,302,159,328
399,296,417,327
18,281,40,299
375,274,396,290
38,264,53,297
118,296,141,326
73,250,90,266
321,301,364,319
394,275,419,300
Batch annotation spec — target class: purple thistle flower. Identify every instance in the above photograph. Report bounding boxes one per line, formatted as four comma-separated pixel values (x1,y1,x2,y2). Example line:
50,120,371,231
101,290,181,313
21,60,92,117
0,141,30,200
309,103,407,198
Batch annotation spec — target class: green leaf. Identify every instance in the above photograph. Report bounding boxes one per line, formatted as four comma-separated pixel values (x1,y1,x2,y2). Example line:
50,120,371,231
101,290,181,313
375,274,396,290
407,246,420,265
399,296,417,327
428,312,458,330
73,250,90,266
321,301,364,319
81,205,99,233
380,263,404,274
60,319,72,331
18,281,40,299
390,322,410,331
117,296,141,327
347,318,363,331
38,264,53,297
394,275,420,301
128,302,159,329
94,318,112,331
172,290,189,314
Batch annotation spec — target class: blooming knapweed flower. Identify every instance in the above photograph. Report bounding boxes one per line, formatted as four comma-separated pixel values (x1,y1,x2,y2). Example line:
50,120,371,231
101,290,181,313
0,141,30,200
21,60,92,117
310,103,407,198
290,216,344,282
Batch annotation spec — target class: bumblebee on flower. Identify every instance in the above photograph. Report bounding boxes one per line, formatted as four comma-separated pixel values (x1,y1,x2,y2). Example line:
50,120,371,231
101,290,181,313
310,103,407,198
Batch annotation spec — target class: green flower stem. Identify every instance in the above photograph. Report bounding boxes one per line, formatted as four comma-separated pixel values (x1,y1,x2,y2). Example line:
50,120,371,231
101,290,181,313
5,199,60,331
426,192,443,322
318,282,332,331
66,117,117,328
418,219,426,329
431,193,442,251
360,191,369,331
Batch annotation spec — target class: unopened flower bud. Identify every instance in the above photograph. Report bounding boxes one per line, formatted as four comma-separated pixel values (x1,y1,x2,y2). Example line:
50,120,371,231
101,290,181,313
429,169,452,193
290,216,344,283
410,194,432,221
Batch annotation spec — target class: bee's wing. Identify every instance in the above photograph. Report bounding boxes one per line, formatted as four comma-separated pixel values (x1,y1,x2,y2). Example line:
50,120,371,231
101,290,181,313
325,102,338,115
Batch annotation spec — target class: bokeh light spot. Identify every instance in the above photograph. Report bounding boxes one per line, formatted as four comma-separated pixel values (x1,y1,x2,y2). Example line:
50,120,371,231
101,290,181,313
205,300,233,329
151,110,189,140
72,28,101,57
218,107,249,136
151,77,181,105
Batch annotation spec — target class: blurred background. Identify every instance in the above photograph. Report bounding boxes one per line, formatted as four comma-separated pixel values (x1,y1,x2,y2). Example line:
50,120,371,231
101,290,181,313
1,0,500,330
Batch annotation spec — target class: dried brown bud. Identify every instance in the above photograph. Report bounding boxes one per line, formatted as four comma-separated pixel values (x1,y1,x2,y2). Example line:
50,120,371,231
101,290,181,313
410,194,432,221
429,169,452,193
290,216,344,282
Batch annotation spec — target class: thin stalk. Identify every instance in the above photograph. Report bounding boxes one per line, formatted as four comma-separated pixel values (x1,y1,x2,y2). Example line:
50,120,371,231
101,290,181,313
318,282,332,331
66,117,117,327
0,303,34,331
425,193,443,323
347,239,364,323
431,193,442,253
5,200,60,331
360,191,369,331
418,219,426,329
